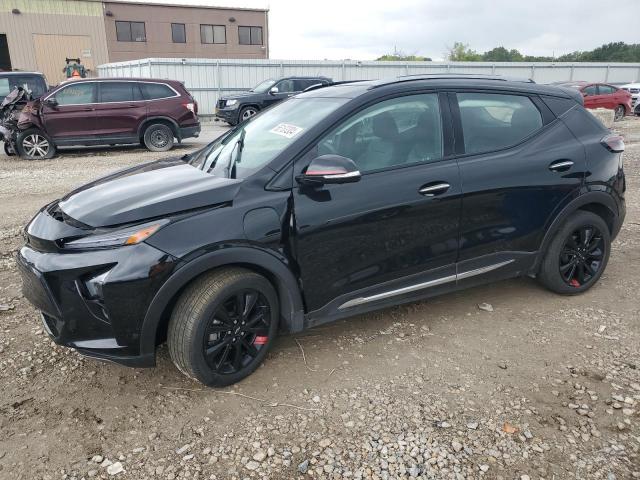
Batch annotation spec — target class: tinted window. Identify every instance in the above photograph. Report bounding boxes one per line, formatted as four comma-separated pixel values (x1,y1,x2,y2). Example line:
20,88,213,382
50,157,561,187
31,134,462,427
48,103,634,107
543,96,577,117
275,79,294,93
598,85,616,95
100,82,143,103
171,23,186,43
116,21,146,42
318,93,443,173
140,83,176,100
238,26,263,45
200,24,226,44
583,85,598,96
457,93,542,155
54,83,95,105
295,79,322,91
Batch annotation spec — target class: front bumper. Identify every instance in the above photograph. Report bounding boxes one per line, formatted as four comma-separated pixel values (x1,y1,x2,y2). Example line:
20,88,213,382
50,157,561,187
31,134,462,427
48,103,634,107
17,221,179,367
215,106,239,124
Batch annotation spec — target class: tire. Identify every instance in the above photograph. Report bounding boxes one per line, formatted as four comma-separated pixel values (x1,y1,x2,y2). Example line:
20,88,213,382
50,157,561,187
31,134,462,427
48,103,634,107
238,106,258,124
613,105,625,122
168,267,279,387
3,141,15,156
143,123,175,152
16,128,56,160
538,211,611,295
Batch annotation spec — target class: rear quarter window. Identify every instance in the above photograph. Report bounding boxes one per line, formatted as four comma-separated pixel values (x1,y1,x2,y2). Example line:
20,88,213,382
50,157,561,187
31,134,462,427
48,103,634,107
140,83,177,100
457,92,543,155
542,96,578,117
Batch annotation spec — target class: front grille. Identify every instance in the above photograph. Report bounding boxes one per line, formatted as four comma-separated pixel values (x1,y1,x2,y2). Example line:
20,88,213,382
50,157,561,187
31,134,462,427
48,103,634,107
217,99,226,109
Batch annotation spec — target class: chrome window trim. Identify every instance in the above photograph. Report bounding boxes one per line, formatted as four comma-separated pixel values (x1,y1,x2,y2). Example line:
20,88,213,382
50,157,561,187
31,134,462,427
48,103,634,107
339,259,514,310
43,80,180,106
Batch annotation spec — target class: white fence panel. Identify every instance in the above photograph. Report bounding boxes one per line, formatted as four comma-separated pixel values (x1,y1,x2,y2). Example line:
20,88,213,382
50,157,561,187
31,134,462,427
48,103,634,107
98,58,640,116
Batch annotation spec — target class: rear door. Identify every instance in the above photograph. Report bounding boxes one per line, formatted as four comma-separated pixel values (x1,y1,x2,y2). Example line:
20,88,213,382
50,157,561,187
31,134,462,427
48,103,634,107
596,84,616,110
93,81,146,141
293,92,462,314
41,82,97,141
452,91,587,281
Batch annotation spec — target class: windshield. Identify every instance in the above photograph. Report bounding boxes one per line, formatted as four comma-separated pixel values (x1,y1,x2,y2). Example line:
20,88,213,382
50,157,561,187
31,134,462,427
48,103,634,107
190,97,347,179
0,75,47,99
251,79,277,93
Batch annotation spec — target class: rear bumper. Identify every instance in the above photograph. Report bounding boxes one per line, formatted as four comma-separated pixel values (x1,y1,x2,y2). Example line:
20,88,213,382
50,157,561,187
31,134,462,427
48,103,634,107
179,123,201,140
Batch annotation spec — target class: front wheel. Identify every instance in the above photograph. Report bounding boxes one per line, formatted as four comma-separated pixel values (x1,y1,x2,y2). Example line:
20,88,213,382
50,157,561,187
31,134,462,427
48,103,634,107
614,105,625,122
143,123,175,152
239,106,258,123
3,141,15,156
538,211,611,295
16,129,56,160
168,268,279,387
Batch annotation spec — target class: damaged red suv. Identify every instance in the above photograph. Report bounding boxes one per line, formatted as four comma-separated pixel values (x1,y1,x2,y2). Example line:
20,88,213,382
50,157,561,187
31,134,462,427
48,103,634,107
16,78,200,159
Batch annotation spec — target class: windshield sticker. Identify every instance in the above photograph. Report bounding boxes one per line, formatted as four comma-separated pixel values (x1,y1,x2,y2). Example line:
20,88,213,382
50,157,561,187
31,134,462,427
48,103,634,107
269,123,304,139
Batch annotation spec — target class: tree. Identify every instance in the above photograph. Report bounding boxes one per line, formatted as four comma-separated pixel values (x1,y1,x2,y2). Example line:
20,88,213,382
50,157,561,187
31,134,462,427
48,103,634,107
482,46,524,62
446,42,482,61
376,48,431,62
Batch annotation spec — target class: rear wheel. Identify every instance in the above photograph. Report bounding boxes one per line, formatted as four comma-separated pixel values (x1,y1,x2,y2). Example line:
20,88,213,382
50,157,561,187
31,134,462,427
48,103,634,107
16,128,56,160
168,268,279,387
538,211,610,295
614,105,625,121
143,123,175,152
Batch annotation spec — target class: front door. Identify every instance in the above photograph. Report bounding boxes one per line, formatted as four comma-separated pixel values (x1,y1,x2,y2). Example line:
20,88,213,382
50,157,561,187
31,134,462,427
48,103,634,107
452,91,587,274
265,79,295,107
42,82,97,141
293,92,461,313
93,81,147,140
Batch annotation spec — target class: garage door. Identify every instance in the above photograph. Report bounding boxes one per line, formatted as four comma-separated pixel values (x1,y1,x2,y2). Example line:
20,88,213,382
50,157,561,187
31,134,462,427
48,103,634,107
33,34,95,83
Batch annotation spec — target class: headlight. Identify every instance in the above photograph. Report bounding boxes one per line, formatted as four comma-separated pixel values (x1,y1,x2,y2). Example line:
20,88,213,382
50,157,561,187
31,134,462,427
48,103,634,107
62,220,168,250
226,99,238,107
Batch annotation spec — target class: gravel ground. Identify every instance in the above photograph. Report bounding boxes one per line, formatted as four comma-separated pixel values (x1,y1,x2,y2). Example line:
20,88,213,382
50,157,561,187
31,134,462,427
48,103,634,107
0,119,639,480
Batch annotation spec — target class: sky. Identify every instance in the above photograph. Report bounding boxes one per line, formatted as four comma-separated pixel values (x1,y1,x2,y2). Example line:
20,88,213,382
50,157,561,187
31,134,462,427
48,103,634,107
124,0,640,60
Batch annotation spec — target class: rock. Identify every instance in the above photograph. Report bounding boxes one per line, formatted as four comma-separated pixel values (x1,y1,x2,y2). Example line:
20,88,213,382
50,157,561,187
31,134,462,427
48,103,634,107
298,460,309,473
451,441,463,452
312,395,320,403
253,450,267,462
478,303,494,312
245,460,260,471
175,444,190,455
87,470,98,478
319,438,332,448
521,476,531,480
466,422,479,430
480,464,490,472
100,459,112,468
106,462,124,476
91,455,103,464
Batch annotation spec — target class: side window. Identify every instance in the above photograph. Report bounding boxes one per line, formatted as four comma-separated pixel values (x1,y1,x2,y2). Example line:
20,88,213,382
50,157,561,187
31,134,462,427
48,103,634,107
294,79,315,91
275,79,295,93
583,85,598,96
598,85,615,95
140,83,176,100
457,92,542,155
54,83,95,105
100,82,142,102
317,93,443,173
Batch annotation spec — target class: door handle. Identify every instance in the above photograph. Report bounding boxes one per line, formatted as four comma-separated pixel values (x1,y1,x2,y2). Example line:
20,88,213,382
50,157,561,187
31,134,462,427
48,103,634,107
419,182,450,196
81,107,94,111
549,160,574,172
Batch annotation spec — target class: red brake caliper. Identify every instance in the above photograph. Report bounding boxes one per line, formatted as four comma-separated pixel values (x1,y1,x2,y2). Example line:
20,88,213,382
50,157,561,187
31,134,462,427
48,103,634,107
253,336,268,345
569,279,580,287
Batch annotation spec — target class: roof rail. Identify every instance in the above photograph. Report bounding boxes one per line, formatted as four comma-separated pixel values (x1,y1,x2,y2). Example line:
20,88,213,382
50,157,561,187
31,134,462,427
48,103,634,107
369,73,535,89
303,79,367,92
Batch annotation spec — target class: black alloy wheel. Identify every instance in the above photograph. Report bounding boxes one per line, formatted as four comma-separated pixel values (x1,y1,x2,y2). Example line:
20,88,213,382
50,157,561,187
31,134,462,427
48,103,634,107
203,289,271,374
559,225,605,288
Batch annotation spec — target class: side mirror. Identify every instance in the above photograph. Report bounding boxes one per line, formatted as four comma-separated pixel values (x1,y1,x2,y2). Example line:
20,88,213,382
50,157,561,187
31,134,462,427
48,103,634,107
269,86,279,95
44,97,58,107
296,154,361,186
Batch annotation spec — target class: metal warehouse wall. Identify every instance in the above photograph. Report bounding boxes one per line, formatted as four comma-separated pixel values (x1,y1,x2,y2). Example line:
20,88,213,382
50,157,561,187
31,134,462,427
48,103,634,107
98,58,640,116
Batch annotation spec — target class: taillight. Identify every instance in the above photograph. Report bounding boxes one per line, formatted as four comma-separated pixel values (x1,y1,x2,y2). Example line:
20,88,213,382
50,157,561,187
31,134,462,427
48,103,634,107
183,102,195,113
601,134,624,153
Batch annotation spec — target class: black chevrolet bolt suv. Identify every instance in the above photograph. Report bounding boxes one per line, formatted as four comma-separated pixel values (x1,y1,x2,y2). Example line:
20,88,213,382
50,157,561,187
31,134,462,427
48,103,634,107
18,75,626,387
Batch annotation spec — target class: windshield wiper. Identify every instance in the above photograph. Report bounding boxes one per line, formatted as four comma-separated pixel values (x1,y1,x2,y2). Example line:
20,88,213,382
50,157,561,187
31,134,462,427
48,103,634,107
224,128,246,179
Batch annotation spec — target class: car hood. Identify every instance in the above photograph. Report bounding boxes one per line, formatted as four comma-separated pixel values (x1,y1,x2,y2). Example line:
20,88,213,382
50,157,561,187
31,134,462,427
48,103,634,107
59,157,241,228
221,91,263,101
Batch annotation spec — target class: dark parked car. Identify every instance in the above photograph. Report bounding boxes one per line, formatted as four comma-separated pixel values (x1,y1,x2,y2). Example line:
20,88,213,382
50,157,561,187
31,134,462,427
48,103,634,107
556,81,632,121
14,78,200,159
215,76,332,125
19,75,626,387
0,71,48,102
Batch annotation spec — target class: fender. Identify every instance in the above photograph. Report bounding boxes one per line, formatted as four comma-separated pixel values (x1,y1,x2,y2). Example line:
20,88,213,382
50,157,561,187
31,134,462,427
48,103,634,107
138,116,181,140
532,191,618,271
139,246,305,360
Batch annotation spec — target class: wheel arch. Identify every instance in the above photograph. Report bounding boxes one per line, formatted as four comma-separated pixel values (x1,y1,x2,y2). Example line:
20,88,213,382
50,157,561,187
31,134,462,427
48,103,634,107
139,247,305,361
138,116,180,141
533,191,618,273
